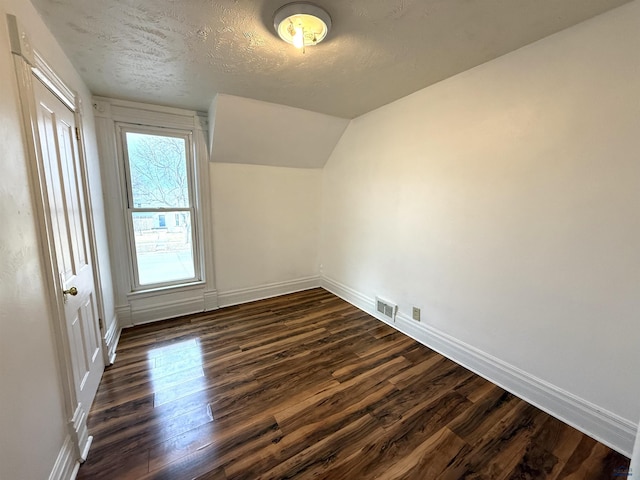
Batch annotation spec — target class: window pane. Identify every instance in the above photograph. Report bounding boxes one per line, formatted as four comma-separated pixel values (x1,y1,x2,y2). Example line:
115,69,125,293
125,132,189,208
132,211,195,285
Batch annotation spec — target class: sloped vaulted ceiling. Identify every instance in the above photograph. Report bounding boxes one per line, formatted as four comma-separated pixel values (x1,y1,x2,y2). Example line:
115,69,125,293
209,94,349,168
30,0,631,119
29,0,631,168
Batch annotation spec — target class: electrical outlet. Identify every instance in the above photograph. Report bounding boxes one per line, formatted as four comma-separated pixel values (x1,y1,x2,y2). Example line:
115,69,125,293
412,307,421,322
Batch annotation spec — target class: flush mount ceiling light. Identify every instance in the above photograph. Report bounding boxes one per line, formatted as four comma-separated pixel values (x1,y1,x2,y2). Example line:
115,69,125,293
274,2,332,53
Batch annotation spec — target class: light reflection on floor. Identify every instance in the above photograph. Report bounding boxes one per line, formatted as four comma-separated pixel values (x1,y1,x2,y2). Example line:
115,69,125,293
147,338,215,457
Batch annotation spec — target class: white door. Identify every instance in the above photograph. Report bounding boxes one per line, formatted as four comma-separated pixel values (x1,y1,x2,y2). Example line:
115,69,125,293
34,79,104,414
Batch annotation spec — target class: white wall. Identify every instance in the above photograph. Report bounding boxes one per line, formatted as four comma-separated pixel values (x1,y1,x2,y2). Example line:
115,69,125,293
209,94,349,168
212,163,322,304
321,0,640,444
94,99,325,324
0,20,66,478
0,0,113,477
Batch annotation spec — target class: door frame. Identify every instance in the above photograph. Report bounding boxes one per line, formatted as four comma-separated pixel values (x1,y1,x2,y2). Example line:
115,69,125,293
7,14,106,467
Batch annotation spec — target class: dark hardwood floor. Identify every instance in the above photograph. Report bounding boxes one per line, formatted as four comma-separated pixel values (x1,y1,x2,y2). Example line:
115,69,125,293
77,288,629,479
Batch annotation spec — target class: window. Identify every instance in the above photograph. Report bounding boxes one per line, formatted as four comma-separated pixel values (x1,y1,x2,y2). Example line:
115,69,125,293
120,128,200,289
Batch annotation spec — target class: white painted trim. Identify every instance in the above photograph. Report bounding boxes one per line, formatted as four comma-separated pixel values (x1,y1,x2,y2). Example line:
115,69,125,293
125,281,207,300
203,290,219,311
320,276,374,312
93,97,217,330
631,426,640,480
115,305,132,328
194,119,217,300
93,113,132,312
103,314,121,365
92,95,206,130
68,403,91,463
116,123,202,291
47,435,79,480
93,95,202,118
6,14,34,64
32,50,75,111
116,277,319,327
218,276,321,307
321,275,636,457
116,288,218,327
129,296,207,325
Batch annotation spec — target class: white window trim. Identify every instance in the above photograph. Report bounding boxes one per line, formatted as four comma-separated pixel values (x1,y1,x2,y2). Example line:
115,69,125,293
93,97,218,326
116,123,203,291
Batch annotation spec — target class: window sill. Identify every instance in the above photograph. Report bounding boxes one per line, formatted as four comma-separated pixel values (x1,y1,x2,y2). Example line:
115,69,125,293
127,281,206,299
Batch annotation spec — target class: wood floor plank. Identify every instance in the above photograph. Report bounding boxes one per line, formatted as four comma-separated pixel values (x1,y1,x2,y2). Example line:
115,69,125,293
505,441,561,480
375,427,468,480
246,414,383,480
147,414,283,478
77,288,629,480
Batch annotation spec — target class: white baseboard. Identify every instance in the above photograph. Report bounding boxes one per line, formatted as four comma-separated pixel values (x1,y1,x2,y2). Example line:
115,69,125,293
129,296,206,325
115,278,318,330
218,276,321,307
49,403,91,480
115,304,132,328
321,276,636,457
68,403,91,462
48,435,79,480
103,314,121,365
116,290,217,327
203,289,218,311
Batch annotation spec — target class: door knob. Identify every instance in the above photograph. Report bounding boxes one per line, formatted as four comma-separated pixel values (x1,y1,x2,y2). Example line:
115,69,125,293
63,286,78,296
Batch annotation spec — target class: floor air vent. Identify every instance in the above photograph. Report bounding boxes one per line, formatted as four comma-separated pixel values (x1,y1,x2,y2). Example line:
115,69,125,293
375,296,397,321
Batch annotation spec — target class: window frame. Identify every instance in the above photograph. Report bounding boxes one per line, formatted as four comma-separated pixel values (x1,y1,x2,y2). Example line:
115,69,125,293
117,123,203,291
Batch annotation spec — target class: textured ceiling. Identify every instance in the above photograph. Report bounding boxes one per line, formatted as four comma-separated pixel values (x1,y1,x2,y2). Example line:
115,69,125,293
30,0,630,118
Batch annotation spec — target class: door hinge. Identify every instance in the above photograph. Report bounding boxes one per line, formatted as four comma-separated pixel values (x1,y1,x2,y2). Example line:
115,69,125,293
75,127,80,142
98,317,104,331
